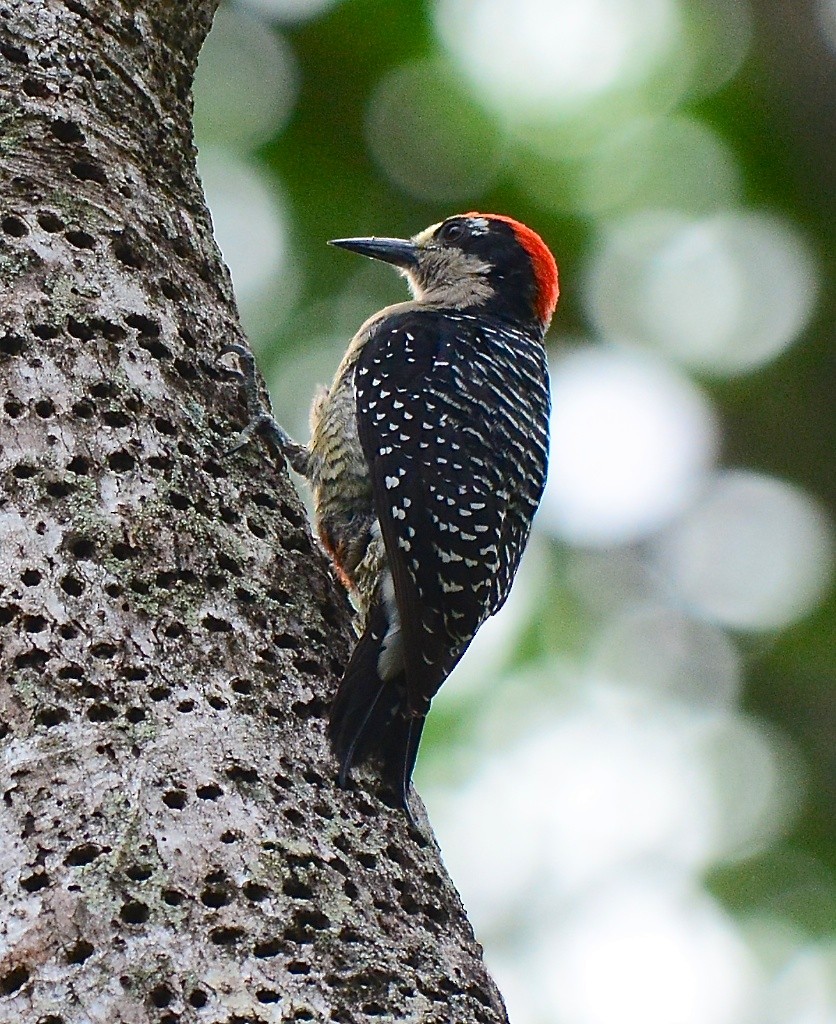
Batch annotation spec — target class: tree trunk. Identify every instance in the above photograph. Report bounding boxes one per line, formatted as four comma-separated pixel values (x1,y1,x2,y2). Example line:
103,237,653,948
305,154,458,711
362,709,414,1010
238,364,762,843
0,3,508,1022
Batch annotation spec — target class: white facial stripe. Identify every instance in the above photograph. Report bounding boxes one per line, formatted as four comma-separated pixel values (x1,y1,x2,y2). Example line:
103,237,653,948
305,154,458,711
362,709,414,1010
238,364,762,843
413,222,442,245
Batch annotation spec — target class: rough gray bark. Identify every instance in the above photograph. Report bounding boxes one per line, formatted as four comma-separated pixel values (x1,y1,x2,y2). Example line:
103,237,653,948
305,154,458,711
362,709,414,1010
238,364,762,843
0,3,508,1022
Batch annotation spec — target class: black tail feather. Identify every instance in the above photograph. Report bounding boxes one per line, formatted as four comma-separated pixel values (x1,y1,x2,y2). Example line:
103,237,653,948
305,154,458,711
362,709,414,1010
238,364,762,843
328,603,426,812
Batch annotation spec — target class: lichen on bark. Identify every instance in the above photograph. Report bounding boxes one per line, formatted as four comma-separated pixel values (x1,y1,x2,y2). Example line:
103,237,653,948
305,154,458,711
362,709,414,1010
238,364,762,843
0,2,508,1022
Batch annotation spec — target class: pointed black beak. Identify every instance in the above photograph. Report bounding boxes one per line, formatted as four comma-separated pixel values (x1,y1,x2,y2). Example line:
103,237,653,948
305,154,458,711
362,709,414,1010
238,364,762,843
328,235,419,269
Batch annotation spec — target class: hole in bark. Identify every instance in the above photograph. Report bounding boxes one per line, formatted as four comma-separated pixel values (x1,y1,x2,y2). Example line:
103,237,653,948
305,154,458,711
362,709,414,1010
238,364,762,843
0,604,18,625
209,926,244,946
126,707,145,723
23,614,47,632
4,398,24,416
362,1003,387,1017
283,878,313,900
66,940,94,964
108,449,135,472
423,901,449,925
33,324,61,339
175,358,198,381
90,641,118,659
90,380,116,399
125,313,160,336
246,518,266,539
252,938,282,959
70,536,95,559
50,118,84,143
102,409,130,428
120,901,149,924
150,984,173,1007
161,889,184,906
386,844,408,866
111,542,139,560
0,965,29,995
2,215,27,236
177,699,195,713
162,790,187,809
226,765,258,785
154,417,176,436
288,908,330,940
230,678,251,695
65,843,105,866
71,401,94,419
125,864,152,881
272,632,297,650
200,886,230,908
164,622,186,639
242,881,269,902
202,615,232,633
67,317,95,341
20,871,50,892
87,703,116,722
65,230,95,249
256,990,280,1004
37,706,69,728
15,649,50,670
67,456,90,475
188,990,207,1008
38,211,65,232
138,336,172,360
47,480,72,498
293,657,323,677
114,240,143,269
21,569,41,586
12,463,37,479
0,333,24,355
169,491,189,510
196,784,222,801
71,160,107,184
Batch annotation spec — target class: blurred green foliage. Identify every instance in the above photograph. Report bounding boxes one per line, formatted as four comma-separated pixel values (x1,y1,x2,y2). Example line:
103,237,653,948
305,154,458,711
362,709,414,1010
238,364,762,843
198,2,835,1008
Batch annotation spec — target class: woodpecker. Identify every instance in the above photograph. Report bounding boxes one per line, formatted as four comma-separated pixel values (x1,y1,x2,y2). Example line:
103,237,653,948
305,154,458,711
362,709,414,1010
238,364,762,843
227,213,557,819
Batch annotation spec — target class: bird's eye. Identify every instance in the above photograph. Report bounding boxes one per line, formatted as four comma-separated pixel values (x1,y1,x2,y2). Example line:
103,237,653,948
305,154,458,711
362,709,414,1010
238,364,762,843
437,220,466,243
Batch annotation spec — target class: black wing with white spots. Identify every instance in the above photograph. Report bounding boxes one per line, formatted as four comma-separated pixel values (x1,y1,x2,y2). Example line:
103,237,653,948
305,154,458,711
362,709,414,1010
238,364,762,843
354,308,550,714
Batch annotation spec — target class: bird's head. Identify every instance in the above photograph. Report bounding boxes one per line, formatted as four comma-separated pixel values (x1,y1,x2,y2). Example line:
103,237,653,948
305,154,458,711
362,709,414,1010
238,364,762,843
329,213,559,330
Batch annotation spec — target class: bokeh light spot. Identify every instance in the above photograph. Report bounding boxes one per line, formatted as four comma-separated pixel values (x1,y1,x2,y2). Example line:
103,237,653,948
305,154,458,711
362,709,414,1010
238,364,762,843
193,4,298,149
365,60,505,203
236,0,344,22
435,0,682,113
198,148,294,337
817,0,836,54
543,874,759,1024
587,211,819,375
652,471,834,631
540,345,717,546
517,115,741,217
590,605,741,708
